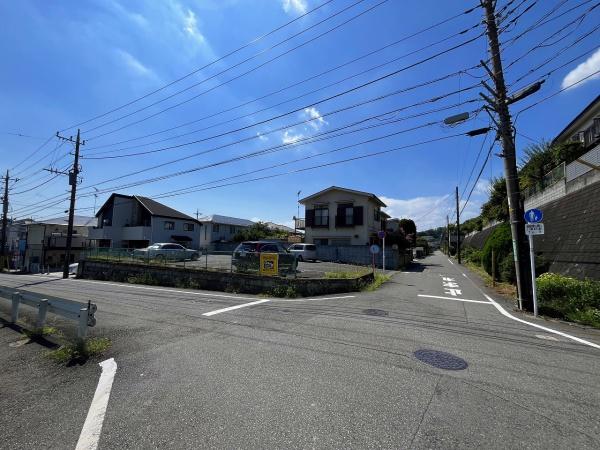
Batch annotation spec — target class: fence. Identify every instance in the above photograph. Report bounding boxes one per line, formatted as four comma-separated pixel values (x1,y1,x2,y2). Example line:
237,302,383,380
0,286,97,338
523,163,565,199
316,245,411,270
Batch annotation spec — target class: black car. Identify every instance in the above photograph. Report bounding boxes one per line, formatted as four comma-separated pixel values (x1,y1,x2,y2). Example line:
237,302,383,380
232,241,297,275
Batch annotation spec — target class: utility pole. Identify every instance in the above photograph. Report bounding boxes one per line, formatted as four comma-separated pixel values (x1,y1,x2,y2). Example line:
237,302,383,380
446,215,450,255
480,0,529,309
455,186,461,264
54,130,84,279
1,170,10,269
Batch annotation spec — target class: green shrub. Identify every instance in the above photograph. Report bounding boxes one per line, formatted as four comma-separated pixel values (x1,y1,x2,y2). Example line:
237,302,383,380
498,251,516,283
481,223,512,278
537,273,600,328
461,246,482,265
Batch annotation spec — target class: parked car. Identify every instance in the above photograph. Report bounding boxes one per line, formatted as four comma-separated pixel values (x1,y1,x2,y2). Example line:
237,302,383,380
133,243,200,262
69,262,79,275
288,243,317,262
232,241,297,274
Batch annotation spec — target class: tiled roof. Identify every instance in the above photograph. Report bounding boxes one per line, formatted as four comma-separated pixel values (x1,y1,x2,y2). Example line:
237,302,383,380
135,196,198,222
198,214,254,227
34,215,96,227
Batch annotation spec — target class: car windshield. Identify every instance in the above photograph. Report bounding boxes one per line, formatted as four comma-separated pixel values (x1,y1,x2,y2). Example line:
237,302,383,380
237,243,258,252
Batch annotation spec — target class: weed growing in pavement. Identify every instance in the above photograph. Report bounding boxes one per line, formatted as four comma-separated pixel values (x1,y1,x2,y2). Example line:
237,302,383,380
22,326,61,340
361,273,391,292
268,285,298,298
47,337,112,365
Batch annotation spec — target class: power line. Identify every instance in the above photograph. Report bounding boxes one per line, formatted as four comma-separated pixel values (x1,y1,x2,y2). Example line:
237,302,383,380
83,22,482,156
59,0,337,132
83,0,387,138
460,139,497,216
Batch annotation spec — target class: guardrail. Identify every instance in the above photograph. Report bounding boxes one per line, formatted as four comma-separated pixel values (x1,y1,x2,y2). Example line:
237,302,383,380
0,286,97,338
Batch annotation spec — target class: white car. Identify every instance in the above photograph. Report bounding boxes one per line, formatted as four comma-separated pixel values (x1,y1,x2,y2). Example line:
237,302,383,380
69,262,79,274
288,243,318,262
133,243,200,262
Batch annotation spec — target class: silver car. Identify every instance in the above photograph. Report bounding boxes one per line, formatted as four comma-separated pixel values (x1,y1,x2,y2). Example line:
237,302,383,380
288,243,318,262
133,243,200,262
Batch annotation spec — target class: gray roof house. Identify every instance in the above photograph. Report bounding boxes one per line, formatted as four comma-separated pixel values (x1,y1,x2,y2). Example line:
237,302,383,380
88,193,201,249
198,214,254,246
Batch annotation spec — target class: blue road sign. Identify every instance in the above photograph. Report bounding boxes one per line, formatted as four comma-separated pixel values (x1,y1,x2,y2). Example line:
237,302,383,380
524,208,543,223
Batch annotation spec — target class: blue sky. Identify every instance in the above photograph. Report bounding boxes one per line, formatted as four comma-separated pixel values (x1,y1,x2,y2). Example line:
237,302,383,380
1,0,599,230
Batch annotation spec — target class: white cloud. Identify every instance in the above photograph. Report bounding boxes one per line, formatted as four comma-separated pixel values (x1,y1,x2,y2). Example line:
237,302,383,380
561,48,600,89
107,0,148,28
281,0,308,15
116,49,157,79
282,129,304,144
304,106,328,131
183,9,206,44
257,132,269,142
474,178,491,196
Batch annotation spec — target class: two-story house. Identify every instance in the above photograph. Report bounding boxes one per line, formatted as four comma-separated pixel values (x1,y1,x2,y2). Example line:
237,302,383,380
24,215,95,271
300,186,388,246
89,194,201,249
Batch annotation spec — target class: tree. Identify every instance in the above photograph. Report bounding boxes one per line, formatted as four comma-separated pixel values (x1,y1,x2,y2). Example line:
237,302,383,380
480,177,508,224
233,222,288,242
398,218,417,246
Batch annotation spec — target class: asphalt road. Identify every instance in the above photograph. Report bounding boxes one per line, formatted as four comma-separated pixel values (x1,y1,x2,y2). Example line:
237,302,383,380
1,251,599,449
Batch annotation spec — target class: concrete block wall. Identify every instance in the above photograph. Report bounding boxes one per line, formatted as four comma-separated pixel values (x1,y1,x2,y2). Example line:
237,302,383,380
316,245,411,269
524,180,566,210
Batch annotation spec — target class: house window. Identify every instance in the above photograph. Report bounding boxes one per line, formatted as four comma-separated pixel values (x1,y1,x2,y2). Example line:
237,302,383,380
315,206,329,226
183,223,194,231
164,221,175,230
374,209,380,221
213,224,220,233
230,225,236,234
345,205,354,226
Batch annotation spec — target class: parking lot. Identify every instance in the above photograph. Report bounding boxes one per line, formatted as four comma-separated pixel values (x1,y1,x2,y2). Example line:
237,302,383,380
170,253,377,278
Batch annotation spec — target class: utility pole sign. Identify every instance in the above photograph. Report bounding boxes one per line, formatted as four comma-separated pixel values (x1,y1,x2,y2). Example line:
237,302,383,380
524,209,544,317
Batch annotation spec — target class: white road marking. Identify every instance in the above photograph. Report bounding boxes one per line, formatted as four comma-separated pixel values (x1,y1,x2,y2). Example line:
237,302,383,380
69,279,262,301
418,294,492,304
276,295,356,302
462,273,467,278
75,358,117,450
447,259,454,265
202,299,271,316
459,272,600,350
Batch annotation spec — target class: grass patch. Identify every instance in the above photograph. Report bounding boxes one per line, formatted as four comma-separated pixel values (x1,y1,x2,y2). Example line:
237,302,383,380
22,326,61,339
464,261,517,299
47,337,112,364
362,273,391,291
324,270,369,279
268,285,298,298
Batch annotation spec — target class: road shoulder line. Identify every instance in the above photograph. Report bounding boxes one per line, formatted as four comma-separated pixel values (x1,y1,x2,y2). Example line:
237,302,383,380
418,294,491,304
202,299,271,316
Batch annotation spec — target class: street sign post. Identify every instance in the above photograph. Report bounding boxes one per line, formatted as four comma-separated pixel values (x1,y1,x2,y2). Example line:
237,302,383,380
370,244,380,274
525,220,544,316
377,231,386,273
524,208,543,223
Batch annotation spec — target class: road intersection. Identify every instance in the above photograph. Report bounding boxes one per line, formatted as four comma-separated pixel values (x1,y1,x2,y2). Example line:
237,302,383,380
1,252,599,448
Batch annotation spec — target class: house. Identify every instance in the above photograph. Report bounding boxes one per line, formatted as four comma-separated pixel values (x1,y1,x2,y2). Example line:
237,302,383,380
88,194,200,249
24,215,95,271
299,186,387,246
524,95,600,210
198,214,254,247
1,218,33,270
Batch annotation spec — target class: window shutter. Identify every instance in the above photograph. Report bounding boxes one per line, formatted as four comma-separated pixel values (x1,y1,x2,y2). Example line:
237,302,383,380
353,206,364,225
336,206,344,227
306,209,315,227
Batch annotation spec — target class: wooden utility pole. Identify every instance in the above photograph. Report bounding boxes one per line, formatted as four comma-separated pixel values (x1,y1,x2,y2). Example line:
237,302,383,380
456,186,461,264
55,130,83,279
480,0,529,309
446,215,450,255
1,170,10,269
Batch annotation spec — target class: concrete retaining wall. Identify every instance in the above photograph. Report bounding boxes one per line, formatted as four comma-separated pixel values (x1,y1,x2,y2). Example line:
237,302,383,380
316,245,411,269
78,260,374,297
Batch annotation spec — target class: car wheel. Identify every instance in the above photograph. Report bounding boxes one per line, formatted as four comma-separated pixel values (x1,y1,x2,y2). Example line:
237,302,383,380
297,255,303,262
155,254,165,263
191,253,199,261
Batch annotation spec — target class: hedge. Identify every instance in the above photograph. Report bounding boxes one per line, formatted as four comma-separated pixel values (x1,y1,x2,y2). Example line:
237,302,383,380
537,273,600,328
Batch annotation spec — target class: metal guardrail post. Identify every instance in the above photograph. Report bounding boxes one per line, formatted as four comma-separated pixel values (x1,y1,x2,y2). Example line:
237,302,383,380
78,308,88,339
37,299,49,328
11,292,21,323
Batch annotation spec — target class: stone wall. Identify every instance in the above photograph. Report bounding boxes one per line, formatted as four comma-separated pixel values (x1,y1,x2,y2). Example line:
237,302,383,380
78,260,374,297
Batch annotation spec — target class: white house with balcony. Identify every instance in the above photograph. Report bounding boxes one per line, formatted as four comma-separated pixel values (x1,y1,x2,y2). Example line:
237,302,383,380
89,194,200,249
299,186,388,246
524,95,600,210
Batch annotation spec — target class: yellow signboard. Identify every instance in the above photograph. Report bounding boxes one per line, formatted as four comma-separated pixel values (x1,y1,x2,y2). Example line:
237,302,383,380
259,253,279,276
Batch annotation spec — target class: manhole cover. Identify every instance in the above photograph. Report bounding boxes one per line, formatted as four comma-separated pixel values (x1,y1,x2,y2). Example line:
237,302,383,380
414,349,468,370
362,309,388,316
